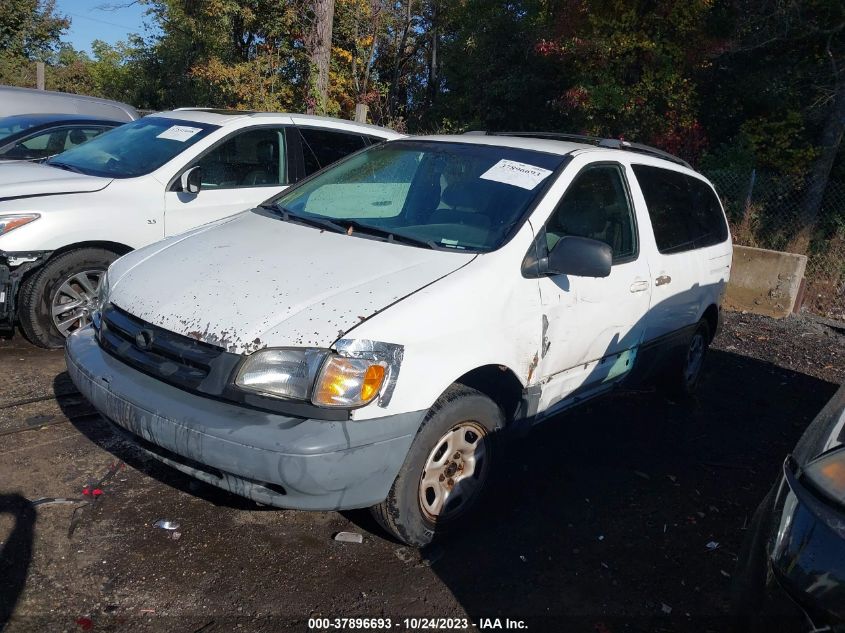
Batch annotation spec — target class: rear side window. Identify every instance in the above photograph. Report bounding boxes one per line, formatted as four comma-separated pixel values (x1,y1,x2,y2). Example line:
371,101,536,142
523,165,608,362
686,177,729,248
299,128,367,176
632,165,727,254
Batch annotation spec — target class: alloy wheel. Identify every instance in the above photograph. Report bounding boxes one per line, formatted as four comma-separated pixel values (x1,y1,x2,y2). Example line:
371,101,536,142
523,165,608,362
51,270,105,337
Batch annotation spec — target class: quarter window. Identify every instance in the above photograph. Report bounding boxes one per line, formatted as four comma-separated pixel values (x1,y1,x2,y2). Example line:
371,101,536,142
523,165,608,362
632,165,727,253
299,128,367,176
195,128,286,189
545,164,638,263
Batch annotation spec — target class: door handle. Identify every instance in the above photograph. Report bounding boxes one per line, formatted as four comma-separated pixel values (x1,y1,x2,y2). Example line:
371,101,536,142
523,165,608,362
655,275,672,286
629,280,649,293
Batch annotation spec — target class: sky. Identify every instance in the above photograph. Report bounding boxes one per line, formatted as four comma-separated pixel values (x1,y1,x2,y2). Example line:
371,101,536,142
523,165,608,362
54,0,158,55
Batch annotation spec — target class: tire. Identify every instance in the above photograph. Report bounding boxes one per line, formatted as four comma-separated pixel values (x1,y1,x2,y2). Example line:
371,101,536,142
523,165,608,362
18,248,118,349
661,318,711,399
370,384,505,547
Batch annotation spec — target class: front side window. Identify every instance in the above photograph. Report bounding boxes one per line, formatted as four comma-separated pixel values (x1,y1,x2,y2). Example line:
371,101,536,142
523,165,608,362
45,117,218,178
195,128,286,189
545,164,637,263
299,128,367,176
266,140,566,252
63,127,109,150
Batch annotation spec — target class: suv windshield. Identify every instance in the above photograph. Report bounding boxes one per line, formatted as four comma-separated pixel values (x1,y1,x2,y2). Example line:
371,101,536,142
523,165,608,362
267,140,565,252
45,117,218,178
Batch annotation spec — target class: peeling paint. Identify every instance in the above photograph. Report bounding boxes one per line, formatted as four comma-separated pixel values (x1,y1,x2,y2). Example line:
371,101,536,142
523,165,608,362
541,314,550,357
527,352,539,383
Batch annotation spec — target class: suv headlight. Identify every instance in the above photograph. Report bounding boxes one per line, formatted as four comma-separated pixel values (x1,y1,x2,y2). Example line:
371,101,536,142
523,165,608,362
0,213,40,237
234,339,403,409
804,448,845,504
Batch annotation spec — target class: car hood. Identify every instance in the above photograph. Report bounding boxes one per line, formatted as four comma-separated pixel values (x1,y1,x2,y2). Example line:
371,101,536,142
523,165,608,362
793,382,845,465
108,210,475,353
0,161,112,200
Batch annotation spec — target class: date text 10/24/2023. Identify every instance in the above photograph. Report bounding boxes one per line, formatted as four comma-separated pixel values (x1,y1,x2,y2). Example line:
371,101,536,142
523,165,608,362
307,617,528,630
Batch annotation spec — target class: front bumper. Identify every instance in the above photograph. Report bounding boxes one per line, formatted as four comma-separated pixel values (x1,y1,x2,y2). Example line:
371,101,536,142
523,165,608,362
0,250,50,330
66,327,424,510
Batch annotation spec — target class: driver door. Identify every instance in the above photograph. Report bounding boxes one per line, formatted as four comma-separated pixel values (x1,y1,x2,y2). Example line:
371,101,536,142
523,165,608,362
164,127,289,237
535,162,652,412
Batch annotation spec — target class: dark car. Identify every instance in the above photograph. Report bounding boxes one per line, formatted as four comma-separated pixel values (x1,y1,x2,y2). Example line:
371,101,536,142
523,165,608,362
0,114,124,161
734,382,845,630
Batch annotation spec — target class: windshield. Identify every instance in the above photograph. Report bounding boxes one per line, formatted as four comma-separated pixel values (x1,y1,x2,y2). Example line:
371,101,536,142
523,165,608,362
267,140,565,252
45,117,218,178
0,115,45,144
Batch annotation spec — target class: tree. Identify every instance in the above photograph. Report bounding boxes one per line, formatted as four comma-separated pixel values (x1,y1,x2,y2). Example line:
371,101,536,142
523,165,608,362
0,0,68,60
305,0,337,114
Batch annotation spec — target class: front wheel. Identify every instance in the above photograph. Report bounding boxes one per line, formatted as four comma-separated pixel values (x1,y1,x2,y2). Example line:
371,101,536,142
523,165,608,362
371,385,504,547
18,248,118,348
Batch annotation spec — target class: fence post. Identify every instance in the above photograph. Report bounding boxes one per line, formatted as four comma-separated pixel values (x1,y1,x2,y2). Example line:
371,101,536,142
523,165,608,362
742,168,757,222
36,62,45,90
354,103,368,123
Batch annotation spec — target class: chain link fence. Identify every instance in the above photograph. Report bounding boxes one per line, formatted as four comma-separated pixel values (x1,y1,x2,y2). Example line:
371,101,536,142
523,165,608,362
705,170,845,320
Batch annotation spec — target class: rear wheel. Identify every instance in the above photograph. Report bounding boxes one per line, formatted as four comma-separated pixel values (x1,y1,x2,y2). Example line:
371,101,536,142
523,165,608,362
18,248,118,348
662,319,711,398
371,385,504,547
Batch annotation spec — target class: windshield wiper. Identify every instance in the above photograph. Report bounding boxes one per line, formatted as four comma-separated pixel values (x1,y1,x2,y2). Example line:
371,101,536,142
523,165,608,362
47,161,85,174
261,203,347,234
261,204,441,249
343,220,441,250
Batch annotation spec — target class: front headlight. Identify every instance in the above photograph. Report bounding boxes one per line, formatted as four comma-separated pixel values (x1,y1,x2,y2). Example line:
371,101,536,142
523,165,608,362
234,339,403,409
235,348,327,401
804,448,845,504
0,213,40,237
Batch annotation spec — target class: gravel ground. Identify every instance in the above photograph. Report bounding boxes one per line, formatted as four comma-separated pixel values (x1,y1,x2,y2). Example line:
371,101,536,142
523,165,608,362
0,311,842,633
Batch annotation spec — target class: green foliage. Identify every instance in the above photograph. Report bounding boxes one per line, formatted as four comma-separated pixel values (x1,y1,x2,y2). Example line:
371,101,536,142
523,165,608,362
0,0,68,60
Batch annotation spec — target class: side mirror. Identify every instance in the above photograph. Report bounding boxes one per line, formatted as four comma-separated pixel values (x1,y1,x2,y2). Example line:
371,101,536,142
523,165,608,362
541,235,612,278
180,166,202,194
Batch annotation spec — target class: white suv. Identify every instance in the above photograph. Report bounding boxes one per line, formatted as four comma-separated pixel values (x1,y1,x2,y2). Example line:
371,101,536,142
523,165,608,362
66,133,732,546
0,109,401,346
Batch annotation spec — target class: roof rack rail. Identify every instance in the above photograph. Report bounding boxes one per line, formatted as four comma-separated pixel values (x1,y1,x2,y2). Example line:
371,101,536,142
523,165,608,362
463,130,691,168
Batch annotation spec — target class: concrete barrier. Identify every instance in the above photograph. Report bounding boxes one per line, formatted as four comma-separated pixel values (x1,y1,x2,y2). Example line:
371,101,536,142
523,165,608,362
724,245,807,318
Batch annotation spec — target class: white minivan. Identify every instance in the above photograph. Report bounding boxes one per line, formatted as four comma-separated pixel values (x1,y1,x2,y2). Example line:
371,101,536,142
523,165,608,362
0,109,401,347
66,133,732,546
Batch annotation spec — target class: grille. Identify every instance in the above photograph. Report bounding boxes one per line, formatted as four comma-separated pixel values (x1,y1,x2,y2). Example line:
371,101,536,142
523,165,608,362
97,303,225,393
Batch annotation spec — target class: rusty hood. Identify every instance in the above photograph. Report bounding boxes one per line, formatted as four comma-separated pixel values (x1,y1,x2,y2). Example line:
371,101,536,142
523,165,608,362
107,209,475,353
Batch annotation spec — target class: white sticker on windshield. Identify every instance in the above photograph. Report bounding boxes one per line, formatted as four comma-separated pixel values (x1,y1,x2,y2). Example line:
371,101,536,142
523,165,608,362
479,159,553,190
156,125,203,142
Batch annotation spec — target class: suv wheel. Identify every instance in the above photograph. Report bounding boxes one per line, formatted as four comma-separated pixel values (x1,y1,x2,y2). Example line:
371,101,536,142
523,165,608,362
18,248,118,349
370,384,504,547
662,319,711,398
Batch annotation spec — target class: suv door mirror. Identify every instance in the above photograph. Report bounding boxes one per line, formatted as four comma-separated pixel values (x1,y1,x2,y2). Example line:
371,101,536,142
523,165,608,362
541,235,612,278
180,166,203,194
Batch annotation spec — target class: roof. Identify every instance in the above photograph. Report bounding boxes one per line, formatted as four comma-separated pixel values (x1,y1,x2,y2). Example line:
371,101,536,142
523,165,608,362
402,133,698,174
0,85,139,121
159,108,402,138
0,113,124,125
405,133,592,156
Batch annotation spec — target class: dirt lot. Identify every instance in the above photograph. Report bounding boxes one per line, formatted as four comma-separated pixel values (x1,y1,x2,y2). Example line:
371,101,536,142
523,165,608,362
1,311,843,633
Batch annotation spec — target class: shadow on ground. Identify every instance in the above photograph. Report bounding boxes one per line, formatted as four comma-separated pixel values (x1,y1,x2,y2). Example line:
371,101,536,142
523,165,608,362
421,350,838,632
0,495,36,632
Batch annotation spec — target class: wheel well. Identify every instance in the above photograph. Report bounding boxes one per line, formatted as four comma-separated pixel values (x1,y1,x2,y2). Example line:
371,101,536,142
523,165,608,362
51,241,133,258
15,241,133,303
702,304,719,342
454,364,524,421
